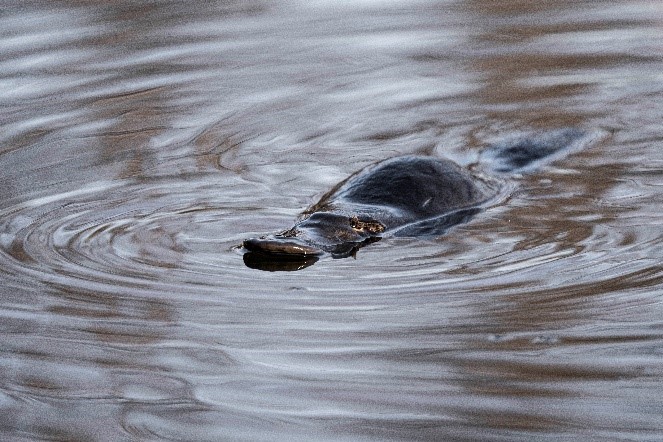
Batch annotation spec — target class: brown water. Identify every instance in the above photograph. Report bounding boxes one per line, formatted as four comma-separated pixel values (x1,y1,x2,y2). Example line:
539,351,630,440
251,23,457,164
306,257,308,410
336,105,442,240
1,1,662,440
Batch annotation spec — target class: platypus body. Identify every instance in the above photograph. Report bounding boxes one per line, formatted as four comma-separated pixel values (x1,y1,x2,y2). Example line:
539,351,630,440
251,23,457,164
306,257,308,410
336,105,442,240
242,128,590,270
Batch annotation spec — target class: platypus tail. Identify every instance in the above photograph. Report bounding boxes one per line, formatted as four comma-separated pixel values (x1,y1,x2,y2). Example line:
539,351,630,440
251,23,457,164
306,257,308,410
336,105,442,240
479,127,599,174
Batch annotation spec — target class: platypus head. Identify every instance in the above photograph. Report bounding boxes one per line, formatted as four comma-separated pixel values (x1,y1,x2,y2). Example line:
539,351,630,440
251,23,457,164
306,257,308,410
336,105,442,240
242,212,385,270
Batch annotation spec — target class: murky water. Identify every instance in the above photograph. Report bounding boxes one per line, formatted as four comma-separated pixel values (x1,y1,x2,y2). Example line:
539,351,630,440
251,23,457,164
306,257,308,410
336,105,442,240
1,1,662,440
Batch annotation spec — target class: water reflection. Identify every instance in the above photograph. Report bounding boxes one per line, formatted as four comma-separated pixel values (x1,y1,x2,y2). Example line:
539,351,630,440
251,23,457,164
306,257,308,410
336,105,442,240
243,251,319,271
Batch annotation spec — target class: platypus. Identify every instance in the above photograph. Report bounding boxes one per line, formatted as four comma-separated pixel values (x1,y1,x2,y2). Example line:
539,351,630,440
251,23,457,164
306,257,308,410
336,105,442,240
242,128,591,270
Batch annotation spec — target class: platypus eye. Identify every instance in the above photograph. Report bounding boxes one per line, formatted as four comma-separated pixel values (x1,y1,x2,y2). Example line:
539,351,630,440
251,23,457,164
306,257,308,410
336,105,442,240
349,216,385,234
276,227,299,238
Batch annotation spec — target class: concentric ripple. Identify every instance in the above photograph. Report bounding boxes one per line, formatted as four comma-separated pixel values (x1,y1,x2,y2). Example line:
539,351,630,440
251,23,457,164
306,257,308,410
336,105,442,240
1,178,245,298
1,146,659,303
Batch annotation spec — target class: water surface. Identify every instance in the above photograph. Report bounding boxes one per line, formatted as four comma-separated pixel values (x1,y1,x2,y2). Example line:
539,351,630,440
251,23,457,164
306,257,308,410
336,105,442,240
1,1,662,440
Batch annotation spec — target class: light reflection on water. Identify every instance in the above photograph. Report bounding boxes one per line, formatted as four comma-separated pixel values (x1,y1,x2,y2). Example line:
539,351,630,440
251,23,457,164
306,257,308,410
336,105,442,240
1,0,662,440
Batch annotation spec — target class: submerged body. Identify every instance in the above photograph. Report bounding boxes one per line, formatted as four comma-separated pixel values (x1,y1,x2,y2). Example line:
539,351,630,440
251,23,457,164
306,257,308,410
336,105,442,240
244,156,496,260
242,128,591,270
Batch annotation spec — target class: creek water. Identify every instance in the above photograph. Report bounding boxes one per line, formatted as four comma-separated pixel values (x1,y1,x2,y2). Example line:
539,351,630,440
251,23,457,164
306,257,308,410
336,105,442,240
1,1,662,440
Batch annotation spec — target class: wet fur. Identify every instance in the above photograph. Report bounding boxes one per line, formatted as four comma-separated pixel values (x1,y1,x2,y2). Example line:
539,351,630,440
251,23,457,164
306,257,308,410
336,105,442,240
243,128,593,268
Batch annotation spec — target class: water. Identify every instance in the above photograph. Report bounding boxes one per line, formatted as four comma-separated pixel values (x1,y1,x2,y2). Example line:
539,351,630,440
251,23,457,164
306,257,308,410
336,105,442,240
1,1,662,440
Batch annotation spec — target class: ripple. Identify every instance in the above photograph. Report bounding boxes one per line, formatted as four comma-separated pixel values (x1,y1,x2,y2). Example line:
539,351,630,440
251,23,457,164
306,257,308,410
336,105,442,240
1,157,659,313
0,178,250,300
